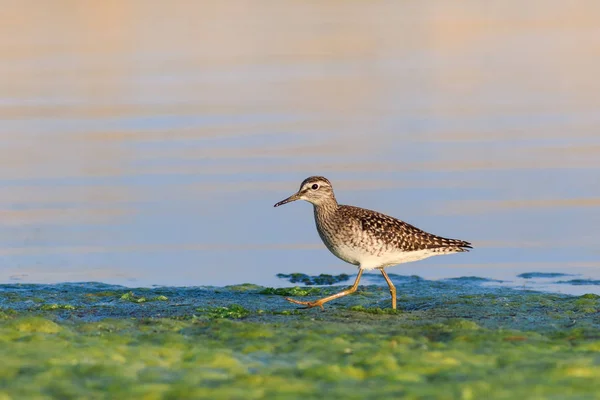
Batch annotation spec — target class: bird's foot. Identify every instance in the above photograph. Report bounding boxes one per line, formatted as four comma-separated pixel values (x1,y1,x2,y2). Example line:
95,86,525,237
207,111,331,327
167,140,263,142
284,297,325,310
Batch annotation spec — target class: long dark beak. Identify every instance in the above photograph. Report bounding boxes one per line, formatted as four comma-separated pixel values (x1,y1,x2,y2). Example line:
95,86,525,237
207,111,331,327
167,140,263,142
274,192,302,207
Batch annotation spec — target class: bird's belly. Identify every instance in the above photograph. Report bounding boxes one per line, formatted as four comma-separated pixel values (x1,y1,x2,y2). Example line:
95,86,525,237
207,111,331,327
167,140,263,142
326,243,441,270
325,243,364,266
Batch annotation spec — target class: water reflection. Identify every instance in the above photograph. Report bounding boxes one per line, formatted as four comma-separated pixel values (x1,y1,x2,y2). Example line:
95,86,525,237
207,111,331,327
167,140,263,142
0,1,599,294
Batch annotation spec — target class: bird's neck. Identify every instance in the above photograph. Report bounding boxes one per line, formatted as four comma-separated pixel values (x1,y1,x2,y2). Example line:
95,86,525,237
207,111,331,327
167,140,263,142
313,199,339,220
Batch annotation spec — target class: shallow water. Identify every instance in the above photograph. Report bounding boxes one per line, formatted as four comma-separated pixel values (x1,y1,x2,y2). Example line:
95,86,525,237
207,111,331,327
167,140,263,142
1,1,599,293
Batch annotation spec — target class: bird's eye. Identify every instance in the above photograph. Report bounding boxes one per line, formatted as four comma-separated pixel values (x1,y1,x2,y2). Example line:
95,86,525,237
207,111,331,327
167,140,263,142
311,184,319,190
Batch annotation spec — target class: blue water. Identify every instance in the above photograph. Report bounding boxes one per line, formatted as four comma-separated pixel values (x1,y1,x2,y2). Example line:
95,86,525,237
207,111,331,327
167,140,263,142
1,1,599,295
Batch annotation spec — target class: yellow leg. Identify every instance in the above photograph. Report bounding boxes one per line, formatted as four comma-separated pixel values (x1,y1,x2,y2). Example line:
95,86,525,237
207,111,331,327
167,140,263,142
286,269,364,310
379,268,397,310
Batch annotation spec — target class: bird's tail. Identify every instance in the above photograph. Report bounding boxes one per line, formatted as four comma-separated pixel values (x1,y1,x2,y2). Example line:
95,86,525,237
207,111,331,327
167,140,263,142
433,237,472,253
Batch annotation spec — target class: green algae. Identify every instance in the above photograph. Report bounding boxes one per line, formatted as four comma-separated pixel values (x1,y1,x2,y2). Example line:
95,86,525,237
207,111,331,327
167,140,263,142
7,316,62,333
0,309,17,320
120,291,169,303
40,304,77,311
1,312,600,399
349,305,400,315
259,286,322,296
269,309,303,316
1,281,600,398
198,304,251,319
224,283,264,292
277,272,350,285
580,293,600,299
518,272,575,279
558,279,600,285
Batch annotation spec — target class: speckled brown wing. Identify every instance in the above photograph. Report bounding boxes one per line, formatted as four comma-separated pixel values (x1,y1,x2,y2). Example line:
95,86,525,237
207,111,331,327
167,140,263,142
340,205,472,253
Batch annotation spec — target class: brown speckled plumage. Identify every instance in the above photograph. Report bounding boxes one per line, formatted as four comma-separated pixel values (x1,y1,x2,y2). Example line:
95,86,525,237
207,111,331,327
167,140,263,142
274,176,472,309
316,204,471,258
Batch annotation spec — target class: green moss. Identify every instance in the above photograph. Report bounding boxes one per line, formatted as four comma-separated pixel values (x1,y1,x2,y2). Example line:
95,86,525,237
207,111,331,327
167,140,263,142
259,286,321,296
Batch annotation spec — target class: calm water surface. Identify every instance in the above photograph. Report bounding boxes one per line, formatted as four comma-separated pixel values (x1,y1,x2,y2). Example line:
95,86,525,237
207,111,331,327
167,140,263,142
1,1,599,294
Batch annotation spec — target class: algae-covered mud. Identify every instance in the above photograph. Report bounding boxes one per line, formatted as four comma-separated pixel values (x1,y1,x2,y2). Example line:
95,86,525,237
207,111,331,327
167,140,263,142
276,273,351,286
1,276,600,399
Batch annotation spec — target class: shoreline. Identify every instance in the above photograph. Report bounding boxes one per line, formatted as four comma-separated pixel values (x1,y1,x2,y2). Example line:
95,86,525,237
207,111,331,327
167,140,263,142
1,279,600,398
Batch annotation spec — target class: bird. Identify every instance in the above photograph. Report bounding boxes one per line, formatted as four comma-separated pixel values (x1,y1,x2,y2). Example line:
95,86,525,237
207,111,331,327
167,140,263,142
273,176,472,310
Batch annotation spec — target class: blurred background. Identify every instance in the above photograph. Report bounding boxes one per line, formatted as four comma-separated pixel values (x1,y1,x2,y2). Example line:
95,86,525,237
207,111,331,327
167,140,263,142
1,0,599,293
